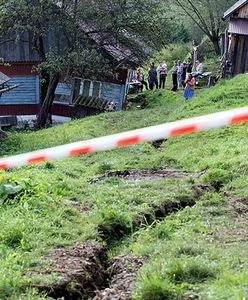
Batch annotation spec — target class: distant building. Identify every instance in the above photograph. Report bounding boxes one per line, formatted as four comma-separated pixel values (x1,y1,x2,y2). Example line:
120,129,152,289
222,0,248,77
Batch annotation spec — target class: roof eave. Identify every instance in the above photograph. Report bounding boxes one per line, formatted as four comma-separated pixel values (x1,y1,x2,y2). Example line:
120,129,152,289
223,0,248,20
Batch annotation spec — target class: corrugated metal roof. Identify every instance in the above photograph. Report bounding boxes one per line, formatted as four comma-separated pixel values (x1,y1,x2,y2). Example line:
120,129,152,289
79,23,133,62
229,18,248,35
223,0,248,19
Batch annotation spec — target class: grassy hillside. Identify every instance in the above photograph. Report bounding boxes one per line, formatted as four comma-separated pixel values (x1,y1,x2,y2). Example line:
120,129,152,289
0,75,247,299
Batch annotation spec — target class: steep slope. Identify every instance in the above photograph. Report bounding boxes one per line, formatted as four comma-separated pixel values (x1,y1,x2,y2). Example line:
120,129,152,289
0,75,247,299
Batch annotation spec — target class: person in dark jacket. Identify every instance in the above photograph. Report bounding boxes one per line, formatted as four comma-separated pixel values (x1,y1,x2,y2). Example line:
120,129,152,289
186,60,193,80
148,63,158,90
182,61,187,87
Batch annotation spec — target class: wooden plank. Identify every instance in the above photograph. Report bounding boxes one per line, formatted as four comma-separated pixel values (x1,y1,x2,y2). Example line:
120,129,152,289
243,36,248,72
238,3,248,18
0,31,40,62
231,36,239,76
237,35,245,74
51,103,73,117
0,75,40,104
0,104,39,115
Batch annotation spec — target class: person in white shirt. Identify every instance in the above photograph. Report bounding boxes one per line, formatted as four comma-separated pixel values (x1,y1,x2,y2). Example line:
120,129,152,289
194,60,203,77
157,60,167,89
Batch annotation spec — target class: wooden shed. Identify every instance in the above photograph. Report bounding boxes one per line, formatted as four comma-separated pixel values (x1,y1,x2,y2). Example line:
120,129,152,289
0,31,132,117
222,0,248,77
0,2,143,118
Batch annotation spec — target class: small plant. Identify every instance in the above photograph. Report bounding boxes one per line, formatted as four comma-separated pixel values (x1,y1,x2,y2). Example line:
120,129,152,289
166,258,217,283
97,162,112,174
134,274,176,300
175,244,204,257
98,210,132,245
0,183,23,204
202,168,232,191
0,225,25,248
44,162,55,169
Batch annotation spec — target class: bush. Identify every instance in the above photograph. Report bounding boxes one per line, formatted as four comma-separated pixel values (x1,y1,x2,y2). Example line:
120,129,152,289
145,43,191,70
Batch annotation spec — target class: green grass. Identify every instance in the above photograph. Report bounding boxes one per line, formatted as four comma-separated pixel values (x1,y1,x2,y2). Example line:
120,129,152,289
0,74,247,299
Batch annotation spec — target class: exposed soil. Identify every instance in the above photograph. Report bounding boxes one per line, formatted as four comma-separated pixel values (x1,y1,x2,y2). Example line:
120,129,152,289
214,196,248,244
192,183,213,198
32,242,108,299
132,197,196,229
98,183,212,245
89,168,201,183
30,178,212,299
32,242,146,300
68,199,93,215
228,196,248,219
94,255,147,300
97,198,196,246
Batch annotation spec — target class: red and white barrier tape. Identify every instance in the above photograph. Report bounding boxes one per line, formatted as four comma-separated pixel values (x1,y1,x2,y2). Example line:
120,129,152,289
0,106,247,170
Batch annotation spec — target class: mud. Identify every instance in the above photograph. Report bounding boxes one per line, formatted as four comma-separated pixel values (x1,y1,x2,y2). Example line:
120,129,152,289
214,196,248,244
33,242,108,299
30,178,212,299
94,255,147,300
98,195,198,247
98,183,211,245
228,196,248,218
32,243,146,300
192,183,213,198
89,168,200,183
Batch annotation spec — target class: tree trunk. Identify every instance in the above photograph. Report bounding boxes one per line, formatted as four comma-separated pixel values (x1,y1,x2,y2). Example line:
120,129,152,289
210,35,221,56
36,73,60,129
40,71,50,104
0,128,7,140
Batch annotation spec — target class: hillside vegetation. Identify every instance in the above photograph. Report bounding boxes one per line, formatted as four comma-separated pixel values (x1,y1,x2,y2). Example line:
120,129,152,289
0,75,247,299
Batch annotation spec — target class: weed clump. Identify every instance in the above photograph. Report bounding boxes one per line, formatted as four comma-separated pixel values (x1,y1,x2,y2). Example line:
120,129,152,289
202,168,232,191
166,258,217,283
134,274,176,300
98,210,132,245
175,244,205,257
0,226,25,248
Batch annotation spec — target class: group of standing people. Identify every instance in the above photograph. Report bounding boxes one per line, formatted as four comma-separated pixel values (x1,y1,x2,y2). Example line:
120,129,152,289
131,59,203,100
131,61,168,92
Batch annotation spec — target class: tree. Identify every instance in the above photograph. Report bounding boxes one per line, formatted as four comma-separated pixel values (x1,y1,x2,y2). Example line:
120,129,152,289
172,0,235,55
0,0,169,128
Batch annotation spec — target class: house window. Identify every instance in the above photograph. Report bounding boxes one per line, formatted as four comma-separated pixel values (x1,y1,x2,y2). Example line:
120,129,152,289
80,80,101,98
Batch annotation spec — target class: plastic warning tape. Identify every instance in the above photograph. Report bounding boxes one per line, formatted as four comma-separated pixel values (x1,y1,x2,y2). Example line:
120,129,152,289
0,106,247,170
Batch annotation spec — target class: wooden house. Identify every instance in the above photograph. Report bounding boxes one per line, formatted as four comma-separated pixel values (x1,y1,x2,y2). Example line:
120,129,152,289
0,28,135,118
0,32,41,115
222,0,248,77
